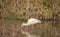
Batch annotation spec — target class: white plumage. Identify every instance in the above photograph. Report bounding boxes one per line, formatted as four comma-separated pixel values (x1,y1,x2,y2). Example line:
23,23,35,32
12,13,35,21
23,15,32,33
21,18,41,27
21,18,41,37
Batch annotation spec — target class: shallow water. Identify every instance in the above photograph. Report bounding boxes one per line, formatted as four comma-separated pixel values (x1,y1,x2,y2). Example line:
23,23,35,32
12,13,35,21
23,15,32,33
0,19,60,37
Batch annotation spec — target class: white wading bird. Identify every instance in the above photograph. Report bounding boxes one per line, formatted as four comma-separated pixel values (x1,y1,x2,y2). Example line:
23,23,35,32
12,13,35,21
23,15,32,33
21,18,41,37
21,18,41,27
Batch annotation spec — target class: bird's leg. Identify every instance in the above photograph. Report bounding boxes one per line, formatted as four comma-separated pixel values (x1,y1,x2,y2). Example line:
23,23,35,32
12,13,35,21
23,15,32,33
31,24,34,32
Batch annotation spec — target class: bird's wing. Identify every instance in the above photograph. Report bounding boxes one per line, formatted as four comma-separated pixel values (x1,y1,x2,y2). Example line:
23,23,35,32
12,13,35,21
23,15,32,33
27,18,41,25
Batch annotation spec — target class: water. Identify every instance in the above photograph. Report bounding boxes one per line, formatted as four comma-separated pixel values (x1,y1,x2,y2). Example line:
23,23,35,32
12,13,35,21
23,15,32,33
0,19,60,37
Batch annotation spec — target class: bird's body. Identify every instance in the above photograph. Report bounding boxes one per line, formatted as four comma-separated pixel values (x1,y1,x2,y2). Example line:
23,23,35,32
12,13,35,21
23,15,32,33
21,18,41,27
27,18,41,25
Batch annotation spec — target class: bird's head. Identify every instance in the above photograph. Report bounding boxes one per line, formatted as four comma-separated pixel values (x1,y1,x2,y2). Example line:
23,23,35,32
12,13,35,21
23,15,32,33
22,23,27,25
21,23,29,27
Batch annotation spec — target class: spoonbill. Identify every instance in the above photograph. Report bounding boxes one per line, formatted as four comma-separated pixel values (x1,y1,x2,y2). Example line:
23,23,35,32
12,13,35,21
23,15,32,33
21,18,41,27
21,18,41,37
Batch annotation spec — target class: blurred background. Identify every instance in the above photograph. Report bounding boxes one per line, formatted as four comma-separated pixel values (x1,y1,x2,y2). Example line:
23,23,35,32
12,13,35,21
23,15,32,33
0,0,60,37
